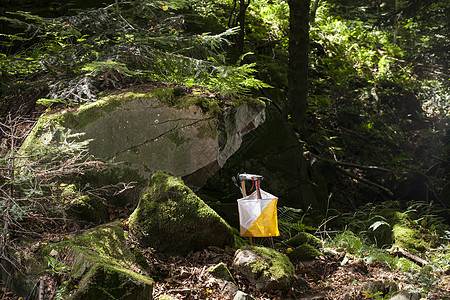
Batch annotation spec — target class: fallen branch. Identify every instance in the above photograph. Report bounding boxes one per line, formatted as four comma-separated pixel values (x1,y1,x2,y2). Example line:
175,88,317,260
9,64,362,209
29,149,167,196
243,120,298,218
387,247,429,266
336,166,394,196
331,160,389,172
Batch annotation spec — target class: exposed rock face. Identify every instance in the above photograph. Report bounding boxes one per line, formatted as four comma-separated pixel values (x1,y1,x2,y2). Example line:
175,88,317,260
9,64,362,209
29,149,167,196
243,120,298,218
233,246,294,291
23,86,265,191
129,172,234,256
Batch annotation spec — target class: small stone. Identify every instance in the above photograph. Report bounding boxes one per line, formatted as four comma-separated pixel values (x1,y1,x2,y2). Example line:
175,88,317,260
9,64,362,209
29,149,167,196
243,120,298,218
233,291,255,300
208,262,235,282
388,290,423,300
217,279,239,296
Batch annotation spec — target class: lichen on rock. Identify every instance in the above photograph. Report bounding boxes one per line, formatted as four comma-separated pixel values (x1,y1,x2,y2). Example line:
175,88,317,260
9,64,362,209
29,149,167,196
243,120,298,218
129,172,234,256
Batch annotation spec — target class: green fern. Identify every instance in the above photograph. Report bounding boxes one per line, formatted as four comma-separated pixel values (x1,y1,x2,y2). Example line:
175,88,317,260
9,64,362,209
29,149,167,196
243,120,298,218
277,206,316,239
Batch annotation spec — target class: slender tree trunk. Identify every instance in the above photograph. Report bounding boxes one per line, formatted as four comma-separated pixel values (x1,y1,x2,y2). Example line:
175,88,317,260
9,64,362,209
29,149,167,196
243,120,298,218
288,0,311,131
237,0,250,53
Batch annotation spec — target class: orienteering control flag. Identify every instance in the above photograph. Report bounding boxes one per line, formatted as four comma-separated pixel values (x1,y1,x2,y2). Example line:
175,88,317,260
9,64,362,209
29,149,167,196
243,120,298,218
237,189,279,237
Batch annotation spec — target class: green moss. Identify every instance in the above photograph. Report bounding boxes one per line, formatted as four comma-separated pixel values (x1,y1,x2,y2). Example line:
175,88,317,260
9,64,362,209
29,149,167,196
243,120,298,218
183,97,223,117
37,222,153,299
131,247,150,271
379,208,432,252
287,243,322,261
153,87,185,107
40,222,153,299
392,224,429,252
157,295,177,300
396,257,421,272
58,92,140,130
48,221,135,267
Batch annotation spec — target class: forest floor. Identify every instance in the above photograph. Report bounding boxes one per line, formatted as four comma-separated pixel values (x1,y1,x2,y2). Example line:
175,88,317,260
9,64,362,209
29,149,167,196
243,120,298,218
2,231,449,300
133,244,450,300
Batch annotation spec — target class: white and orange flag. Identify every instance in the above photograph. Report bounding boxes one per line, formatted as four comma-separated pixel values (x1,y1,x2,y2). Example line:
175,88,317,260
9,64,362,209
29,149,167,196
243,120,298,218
237,189,280,237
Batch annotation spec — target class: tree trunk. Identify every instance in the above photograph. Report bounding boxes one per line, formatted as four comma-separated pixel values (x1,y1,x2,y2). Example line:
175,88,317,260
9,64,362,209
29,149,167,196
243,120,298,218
288,0,311,131
237,0,250,53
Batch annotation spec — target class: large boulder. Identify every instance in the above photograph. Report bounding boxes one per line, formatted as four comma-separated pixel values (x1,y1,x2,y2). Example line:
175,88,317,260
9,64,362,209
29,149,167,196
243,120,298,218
22,85,265,192
129,172,234,256
233,246,294,291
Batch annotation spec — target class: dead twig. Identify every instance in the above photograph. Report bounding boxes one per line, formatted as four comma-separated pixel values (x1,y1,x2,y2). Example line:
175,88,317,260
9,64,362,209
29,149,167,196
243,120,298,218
336,166,394,196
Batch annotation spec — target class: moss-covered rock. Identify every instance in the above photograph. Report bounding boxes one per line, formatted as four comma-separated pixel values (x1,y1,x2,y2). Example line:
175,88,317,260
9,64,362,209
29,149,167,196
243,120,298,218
233,246,294,291
208,262,235,282
396,257,421,272
282,232,321,248
287,243,322,262
392,224,429,252
129,172,234,256
60,183,109,222
43,221,153,299
2,221,152,299
69,263,152,300
379,208,434,252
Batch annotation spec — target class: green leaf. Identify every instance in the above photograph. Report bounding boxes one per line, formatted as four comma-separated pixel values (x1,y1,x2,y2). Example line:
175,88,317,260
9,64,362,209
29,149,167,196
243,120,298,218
369,220,390,231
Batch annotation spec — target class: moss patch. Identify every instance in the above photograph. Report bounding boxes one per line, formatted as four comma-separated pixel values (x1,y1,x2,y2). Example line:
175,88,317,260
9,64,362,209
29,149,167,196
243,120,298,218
41,221,136,268
242,246,294,279
396,257,421,272
379,208,434,253
392,224,429,252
